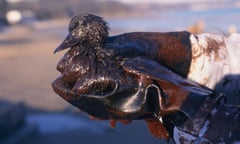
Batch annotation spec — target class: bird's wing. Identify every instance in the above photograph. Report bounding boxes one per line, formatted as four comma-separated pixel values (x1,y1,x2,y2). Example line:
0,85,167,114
122,57,212,95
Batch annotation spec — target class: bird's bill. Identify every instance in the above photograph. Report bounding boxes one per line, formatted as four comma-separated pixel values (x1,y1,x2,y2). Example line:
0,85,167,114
54,33,80,54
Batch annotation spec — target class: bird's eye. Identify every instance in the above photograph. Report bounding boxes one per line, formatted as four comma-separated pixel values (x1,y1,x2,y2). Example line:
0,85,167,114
73,22,79,30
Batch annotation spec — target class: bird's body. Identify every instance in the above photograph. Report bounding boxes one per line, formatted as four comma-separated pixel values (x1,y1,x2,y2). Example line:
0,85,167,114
54,13,193,96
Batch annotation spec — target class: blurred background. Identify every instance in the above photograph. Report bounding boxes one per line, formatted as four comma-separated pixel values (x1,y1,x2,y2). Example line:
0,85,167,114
0,0,239,143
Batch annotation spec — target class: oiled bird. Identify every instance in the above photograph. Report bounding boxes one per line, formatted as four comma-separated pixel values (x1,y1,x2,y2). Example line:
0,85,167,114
52,13,210,140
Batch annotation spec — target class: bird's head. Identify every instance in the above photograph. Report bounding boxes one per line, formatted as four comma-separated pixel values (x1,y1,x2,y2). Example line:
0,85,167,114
54,13,109,53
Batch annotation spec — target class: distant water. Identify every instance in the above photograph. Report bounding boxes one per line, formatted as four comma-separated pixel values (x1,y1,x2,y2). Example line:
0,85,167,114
108,7,240,34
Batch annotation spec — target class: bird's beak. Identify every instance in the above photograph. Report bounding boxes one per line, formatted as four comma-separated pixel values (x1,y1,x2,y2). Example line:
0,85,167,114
53,33,80,54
